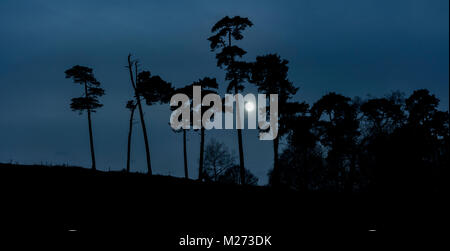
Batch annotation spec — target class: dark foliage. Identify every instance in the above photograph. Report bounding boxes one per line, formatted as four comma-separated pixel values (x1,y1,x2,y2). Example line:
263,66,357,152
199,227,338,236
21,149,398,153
208,16,253,52
209,16,254,185
65,65,105,114
137,71,174,105
250,54,303,187
272,89,449,193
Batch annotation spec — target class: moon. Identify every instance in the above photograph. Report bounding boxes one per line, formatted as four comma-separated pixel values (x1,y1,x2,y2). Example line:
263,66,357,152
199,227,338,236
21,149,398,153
245,101,255,112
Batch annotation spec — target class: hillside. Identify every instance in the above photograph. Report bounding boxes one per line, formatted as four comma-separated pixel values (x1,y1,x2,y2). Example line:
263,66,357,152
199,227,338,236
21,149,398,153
0,163,443,246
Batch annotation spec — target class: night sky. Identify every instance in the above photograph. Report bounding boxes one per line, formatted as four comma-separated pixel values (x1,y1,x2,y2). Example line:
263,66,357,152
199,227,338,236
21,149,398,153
1,0,448,184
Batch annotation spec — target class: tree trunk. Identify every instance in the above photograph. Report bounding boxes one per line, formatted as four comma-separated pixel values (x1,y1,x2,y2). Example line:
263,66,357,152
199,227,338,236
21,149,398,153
127,55,152,175
237,129,245,185
198,127,205,181
126,108,135,173
271,137,280,187
84,82,96,170
183,129,188,179
227,35,245,185
235,87,246,185
136,99,152,175
87,109,96,171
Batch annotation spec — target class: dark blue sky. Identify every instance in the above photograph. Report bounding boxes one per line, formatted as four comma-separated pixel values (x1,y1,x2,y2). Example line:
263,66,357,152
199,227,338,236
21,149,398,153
0,0,448,184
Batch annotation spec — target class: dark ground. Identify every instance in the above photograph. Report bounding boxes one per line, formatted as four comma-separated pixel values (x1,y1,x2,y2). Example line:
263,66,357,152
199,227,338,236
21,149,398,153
0,163,445,247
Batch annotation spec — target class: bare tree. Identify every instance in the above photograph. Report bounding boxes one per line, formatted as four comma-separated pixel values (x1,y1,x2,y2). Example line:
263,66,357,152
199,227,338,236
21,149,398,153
203,139,235,182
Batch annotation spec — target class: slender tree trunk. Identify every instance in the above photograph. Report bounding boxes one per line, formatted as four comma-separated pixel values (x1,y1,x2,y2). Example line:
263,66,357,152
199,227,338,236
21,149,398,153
271,137,280,187
237,129,245,185
87,109,96,170
235,87,246,185
126,108,135,173
127,55,152,175
198,127,205,181
183,129,188,179
227,36,246,185
84,82,96,170
136,98,152,175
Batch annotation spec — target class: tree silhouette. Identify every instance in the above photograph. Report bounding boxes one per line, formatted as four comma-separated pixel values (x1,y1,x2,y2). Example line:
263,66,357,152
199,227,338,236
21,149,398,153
250,54,302,187
125,100,137,173
136,71,174,106
182,127,188,179
310,93,360,191
171,84,194,179
126,55,174,175
360,96,405,136
277,112,325,191
399,89,449,192
189,78,219,181
126,55,153,175
271,88,449,193
65,65,104,170
203,139,235,182
359,92,407,191
208,16,253,185
171,79,218,180
406,89,440,126
136,67,174,174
